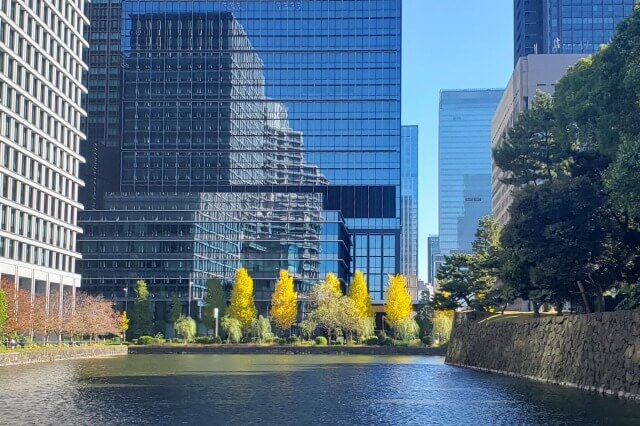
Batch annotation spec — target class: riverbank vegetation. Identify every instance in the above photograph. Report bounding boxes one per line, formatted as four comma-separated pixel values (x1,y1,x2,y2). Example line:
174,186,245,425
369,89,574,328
0,279,123,348
128,267,451,348
432,6,640,317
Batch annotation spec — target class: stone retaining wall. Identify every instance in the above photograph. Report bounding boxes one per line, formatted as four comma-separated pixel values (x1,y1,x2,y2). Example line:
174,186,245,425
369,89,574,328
0,346,128,367
129,344,447,356
446,310,640,400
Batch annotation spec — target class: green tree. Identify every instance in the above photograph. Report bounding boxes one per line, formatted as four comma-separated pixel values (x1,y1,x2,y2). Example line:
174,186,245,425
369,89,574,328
0,288,7,334
250,315,273,343
174,315,196,343
169,295,182,324
414,291,433,338
307,280,341,344
229,268,257,330
395,318,420,342
493,91,570,187
131,280,153,337
202,279,226,335
221,316,242,344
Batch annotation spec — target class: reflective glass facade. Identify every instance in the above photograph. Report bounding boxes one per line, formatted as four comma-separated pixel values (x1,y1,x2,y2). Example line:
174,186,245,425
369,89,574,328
438,90,502,256
79,0,401,313
400,126,418,278
514,0,636,64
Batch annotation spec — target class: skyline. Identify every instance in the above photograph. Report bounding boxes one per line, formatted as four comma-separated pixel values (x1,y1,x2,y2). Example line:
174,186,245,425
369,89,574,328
402,0,513,279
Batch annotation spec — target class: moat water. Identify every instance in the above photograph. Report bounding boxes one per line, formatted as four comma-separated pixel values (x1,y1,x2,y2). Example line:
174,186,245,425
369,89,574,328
0,355,639,425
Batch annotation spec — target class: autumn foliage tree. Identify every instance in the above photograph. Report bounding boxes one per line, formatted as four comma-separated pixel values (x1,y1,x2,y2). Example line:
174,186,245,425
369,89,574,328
0,277,121,344
384,275,412,330
348,271,372,320
0,286,8,334
270,270,298,334
229,268,257,330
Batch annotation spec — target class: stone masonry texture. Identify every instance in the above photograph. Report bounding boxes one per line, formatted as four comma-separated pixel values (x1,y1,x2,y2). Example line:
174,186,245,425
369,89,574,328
446,310,640,400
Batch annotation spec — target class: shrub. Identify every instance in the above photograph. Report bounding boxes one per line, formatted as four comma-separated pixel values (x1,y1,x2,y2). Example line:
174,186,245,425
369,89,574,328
314,336,328,346
276,338,286,345
422,335,434,347
211,336,222,344
137,336,154,345
195,337,213,344
153,333,165,343
287,335,300,345
365,336,378,346
380,337,394,346
395,318,420,341
376,331,388,346
335,336,344,345
221,316,242,344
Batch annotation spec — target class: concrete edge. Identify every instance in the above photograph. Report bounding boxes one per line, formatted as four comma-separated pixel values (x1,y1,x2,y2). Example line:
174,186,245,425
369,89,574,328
445,361,640,401
0,346,129,367
129,345,448,356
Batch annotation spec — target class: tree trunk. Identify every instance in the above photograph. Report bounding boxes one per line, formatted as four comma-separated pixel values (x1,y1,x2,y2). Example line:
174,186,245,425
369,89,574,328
576,281,591,314
532,302,540,318
555,300,563,316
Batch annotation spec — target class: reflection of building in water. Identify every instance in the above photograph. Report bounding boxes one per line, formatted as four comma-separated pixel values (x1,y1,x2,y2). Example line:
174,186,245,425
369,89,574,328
78,10,350,326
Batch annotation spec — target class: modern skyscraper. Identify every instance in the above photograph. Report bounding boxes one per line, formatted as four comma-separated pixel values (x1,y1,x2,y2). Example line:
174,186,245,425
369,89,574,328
400,125,418,302
79,0,402,320
0,0,88,300
400,126,418,278
492,54,586,226
427,235,440,284
514,0,637,65
438,90,503,256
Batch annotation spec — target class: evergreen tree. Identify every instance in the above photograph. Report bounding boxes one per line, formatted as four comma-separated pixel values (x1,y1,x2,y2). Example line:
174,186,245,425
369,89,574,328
131,280,153,337
270,270,298,334
202,279,226,334
384,275,412,329
347,270,372,320
229,268,257,330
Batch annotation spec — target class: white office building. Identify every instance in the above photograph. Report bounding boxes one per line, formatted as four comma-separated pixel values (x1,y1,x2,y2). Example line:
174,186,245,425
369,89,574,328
0,0,88,303
491,53,586,226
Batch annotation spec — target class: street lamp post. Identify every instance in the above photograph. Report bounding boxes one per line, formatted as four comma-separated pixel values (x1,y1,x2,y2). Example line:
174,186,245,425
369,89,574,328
214,308,219,339
188,281,193,318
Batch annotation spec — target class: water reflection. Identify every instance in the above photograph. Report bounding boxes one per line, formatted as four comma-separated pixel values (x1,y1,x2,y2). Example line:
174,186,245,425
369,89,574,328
0,355,638,425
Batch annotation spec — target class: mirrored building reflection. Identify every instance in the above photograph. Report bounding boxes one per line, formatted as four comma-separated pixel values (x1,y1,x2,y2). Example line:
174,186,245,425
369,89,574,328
79,1,401,322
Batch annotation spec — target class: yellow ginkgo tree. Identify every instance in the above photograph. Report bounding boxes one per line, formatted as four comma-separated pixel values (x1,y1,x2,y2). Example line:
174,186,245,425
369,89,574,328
270,270,298,334
229,268,257,330
384,274,412,329
348,270,372,320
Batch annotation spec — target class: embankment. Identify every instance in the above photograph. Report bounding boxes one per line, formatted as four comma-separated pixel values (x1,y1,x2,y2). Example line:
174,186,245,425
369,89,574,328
129,344,447,356
446,310,640,400
0,346,128,367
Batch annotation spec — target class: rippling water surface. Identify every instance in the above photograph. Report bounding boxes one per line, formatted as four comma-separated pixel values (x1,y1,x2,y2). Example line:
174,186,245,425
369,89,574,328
0,355,639,425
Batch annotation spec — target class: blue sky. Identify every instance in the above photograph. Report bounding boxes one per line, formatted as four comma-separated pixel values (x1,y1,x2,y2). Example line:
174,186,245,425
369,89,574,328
401,0,514,279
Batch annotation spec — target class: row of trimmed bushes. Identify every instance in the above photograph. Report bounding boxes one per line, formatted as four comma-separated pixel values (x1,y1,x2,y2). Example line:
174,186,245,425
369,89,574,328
133,333,435,347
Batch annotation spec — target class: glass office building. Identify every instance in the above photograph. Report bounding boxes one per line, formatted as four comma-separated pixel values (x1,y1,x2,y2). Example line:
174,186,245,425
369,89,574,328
514,0,636,64
438,90,502,256
400,126,418,278
78,0,402,317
